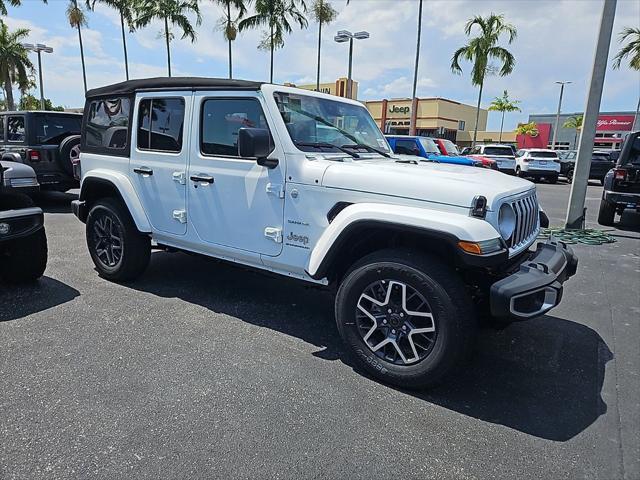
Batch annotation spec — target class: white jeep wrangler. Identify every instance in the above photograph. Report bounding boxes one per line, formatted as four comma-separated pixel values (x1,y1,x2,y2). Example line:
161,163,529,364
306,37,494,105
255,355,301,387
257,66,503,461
72,78,577,389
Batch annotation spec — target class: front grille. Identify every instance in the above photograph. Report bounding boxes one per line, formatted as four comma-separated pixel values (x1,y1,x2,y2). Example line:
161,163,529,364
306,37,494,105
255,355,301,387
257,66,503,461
507,190,539,251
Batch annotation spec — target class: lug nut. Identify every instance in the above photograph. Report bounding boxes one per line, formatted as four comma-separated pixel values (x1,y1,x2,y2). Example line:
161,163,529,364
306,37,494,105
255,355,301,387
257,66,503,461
388,309,392,313
402,325,407,331
382,319,387,324
391,329,396,334
400,313,404,317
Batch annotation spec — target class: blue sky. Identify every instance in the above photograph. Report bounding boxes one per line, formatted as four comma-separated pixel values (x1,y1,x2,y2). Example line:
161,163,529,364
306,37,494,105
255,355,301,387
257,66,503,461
3,0,639,130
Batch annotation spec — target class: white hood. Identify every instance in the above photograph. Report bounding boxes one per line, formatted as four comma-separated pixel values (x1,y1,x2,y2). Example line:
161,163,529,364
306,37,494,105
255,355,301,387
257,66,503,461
321,158,533,210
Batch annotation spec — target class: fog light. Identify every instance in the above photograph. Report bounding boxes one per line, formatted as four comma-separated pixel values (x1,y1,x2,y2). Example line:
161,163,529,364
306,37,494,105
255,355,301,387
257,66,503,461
0,223,10,235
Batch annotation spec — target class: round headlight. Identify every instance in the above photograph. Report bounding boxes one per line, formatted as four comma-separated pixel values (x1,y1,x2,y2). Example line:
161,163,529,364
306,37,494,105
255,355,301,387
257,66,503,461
498,203,516,240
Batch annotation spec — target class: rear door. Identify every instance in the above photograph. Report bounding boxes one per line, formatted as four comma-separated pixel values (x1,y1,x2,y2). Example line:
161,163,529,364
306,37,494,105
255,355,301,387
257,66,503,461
187,92,285,257
130,93,191,236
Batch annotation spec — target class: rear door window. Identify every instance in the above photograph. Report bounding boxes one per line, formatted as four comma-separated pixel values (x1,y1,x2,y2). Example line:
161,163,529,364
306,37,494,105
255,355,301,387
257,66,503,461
530,151,558,159
7,116,25,142
84,97,131,151
137,98,185,152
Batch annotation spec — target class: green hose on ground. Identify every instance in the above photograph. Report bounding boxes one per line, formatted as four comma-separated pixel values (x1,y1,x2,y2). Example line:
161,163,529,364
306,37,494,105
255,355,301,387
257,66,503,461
538,227,617,245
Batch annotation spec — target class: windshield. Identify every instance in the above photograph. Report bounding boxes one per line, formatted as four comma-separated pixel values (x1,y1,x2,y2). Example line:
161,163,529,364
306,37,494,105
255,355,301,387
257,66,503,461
484,146,513,156
418,137,440,154
34,114,81,145
441,139,460,155
530,151,558,159
273,92,390,155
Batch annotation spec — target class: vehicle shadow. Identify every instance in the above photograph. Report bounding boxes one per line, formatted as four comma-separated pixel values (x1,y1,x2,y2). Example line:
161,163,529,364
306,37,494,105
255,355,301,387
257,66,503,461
614,209,640,234
0,276,80,322
130,251,612,442
34,191,78,214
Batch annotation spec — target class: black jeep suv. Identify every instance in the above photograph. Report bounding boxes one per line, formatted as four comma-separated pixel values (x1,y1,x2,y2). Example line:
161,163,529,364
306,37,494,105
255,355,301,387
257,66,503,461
0,161,48,282
598,131,640,226
0,111,82,192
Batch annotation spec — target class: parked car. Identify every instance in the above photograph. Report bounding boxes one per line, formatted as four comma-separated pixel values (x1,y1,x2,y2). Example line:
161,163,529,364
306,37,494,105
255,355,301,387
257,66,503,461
0,111,82,192
1,159,39,195
72,77,577,389
386,135,483,167
0,161,48,283
563,150,616,184
514,149,561,183
467,144,516,174
598,131,640,226
433,138,460,156
557,150,576,177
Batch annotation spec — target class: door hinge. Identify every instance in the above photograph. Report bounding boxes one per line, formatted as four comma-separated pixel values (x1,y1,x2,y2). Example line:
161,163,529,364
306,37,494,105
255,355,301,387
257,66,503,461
172,209,187,224
266,183,285,199
264,227,283,243
172,171,187,185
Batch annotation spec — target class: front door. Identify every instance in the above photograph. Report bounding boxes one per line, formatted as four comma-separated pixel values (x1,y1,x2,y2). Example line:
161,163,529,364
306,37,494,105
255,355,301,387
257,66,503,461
130,93,191,235
187,93,285,257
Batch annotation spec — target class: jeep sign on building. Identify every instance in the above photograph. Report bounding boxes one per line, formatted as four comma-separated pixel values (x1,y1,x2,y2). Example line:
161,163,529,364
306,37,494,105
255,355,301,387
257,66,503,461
365,97,488,144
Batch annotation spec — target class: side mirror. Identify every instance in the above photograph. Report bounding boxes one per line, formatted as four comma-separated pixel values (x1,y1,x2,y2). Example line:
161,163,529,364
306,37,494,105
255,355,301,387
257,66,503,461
238,127,278,168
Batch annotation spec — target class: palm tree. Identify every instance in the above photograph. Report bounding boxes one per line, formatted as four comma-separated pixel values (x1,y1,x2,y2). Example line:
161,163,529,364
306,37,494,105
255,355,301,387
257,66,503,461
488,90,520,143
311,0,337,91
86,0,136,80
451,14,517,147
239,0,308,83
135,0,202,77
66,0,88,93
1,0,47,16
563,115,583,149
0,20,34,110
515,121,538,138
612,27,640,131
213,0,250,79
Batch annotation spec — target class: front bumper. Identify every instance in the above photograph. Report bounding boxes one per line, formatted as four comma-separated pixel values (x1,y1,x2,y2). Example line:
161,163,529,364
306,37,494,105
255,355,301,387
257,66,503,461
490,239,578,321
0,207,44,242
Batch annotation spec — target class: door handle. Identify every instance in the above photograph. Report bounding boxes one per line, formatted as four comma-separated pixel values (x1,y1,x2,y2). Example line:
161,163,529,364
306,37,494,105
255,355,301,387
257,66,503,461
190,175,214,184
133,167,153,176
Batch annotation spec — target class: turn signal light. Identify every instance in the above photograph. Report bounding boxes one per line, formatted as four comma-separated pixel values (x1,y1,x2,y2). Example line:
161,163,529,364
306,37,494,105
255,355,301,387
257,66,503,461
458,241,482,254
614,168,627,181
458,238,503,255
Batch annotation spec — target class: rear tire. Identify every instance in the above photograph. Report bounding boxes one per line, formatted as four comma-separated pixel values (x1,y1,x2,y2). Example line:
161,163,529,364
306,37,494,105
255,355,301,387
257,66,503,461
58,135,81,177
597,198,616,226
335,249,476,390
566,167,574,184
0,228,48,283
86,197,150,282
516,166,523,177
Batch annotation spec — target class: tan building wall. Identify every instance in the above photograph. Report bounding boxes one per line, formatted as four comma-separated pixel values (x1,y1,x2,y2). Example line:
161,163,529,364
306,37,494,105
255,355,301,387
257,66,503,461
364,97,488,142
456,130,517,145
296,77,359,99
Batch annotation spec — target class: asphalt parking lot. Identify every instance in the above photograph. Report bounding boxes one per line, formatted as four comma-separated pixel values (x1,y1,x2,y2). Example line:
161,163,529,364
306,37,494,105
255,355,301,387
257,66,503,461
1,181,639,479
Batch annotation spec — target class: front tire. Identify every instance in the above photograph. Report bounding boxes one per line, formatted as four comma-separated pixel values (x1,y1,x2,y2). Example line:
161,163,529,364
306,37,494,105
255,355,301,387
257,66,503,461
86,198,150,282
335,249,476,390
597,198,616,226
516,166,523,177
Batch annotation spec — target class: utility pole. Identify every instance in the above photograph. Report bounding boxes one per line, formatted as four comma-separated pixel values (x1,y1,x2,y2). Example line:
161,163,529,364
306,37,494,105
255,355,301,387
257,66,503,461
551,81,571,149
565,0,617,229
409,0,423,136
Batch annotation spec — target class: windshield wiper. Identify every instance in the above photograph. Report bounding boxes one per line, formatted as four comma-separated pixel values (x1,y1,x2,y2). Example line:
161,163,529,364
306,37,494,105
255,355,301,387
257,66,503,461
294,141,359,158
341,143,391,158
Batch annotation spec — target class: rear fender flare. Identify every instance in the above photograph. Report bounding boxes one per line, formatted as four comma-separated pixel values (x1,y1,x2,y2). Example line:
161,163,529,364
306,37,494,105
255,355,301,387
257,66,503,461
80,169,151,232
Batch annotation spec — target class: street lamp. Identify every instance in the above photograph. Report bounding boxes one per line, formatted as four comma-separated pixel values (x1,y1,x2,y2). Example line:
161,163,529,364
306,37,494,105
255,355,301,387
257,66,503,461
552,81,572,150
334,30,369,99
22,43,54,110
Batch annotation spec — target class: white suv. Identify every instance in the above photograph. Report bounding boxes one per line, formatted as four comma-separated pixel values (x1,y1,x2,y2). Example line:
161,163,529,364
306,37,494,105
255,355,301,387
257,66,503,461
72,77,577,389
515,149,561,183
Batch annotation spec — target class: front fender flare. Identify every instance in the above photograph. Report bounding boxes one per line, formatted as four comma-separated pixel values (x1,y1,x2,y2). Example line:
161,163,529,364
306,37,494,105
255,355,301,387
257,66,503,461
80,169,151,232
307,203,501,278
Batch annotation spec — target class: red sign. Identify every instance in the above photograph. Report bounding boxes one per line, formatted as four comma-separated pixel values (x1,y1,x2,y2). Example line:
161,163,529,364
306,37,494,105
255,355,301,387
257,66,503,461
596,115,634,131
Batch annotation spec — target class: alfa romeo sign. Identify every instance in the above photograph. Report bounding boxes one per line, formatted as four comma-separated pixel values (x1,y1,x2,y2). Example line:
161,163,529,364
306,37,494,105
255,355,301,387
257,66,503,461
596,115,634,131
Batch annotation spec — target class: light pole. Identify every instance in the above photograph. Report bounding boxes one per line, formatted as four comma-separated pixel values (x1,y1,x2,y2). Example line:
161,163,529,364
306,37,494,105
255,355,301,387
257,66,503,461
551,81,571,150
334,30,369,99
22,43,53,110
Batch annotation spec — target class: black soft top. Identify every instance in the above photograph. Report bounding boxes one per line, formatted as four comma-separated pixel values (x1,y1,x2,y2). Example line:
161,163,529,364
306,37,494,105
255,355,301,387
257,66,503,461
86,77,264,98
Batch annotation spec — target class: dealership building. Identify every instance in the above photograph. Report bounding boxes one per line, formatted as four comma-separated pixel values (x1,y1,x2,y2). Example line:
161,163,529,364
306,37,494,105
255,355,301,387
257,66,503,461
526,111,637,150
